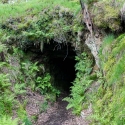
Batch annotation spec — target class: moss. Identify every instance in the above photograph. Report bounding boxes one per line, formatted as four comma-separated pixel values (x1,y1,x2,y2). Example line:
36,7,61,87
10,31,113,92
104,56,115,72
104,6,119,20
1,5,84,51
112,36,125,55
91,0,121,31
103,34,125,85
91,34,125,124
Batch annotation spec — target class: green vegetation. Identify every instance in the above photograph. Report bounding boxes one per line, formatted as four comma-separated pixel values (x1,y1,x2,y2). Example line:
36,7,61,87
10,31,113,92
91,0,123,31
0,0,83,53
90,34,125,124
99,34,115,68
0,45,25,123
0,115,18,125
36,73,60,97
0,0,125,124
64,53,93,115
0,0,80,23
0,45,60,124
0,0,82,124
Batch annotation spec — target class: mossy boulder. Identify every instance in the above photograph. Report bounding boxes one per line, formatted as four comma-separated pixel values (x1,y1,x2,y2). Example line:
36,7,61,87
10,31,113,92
91,1,121,31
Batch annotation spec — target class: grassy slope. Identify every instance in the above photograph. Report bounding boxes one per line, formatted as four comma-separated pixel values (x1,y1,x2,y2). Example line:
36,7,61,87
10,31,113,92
90,34,125,124
0,0,80,23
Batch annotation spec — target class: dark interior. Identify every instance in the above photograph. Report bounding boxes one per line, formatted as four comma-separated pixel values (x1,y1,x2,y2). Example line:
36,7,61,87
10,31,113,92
43,42,77,92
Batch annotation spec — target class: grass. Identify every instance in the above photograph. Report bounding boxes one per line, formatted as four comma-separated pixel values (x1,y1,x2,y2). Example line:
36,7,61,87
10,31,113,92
0,0,80,23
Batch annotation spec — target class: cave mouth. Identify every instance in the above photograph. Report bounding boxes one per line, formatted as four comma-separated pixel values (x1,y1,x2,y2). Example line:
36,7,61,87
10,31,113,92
43,42,77,93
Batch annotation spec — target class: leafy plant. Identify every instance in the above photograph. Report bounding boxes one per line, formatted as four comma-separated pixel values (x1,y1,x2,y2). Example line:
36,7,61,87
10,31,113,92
13,83,26,96
40,101,48,113
36,73,60,97
23,117,32,125
63,53,93,115
0,115,19,125
0,74,11,92
21,61,39,90
35,73,51,94
17,102,27,123
0,72,15,116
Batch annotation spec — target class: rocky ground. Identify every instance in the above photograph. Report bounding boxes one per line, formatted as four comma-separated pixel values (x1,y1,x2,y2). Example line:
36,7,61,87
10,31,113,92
23,89,91,125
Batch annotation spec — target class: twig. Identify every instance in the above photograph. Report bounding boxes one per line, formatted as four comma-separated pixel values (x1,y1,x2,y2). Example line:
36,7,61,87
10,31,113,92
53,43,61,51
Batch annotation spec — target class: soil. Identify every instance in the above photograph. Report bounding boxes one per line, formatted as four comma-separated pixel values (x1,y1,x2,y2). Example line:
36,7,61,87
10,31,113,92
22,88,91,125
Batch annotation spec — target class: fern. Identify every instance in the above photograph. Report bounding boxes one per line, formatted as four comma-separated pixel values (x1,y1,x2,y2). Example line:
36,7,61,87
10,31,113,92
35,73,59,96
23,117,32,125
13,83,26,96
64,53,93,115
0,115,19,125
0,74,11,92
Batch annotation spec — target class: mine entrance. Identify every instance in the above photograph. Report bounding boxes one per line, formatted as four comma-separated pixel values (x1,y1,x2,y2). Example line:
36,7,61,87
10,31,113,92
43,42,77,92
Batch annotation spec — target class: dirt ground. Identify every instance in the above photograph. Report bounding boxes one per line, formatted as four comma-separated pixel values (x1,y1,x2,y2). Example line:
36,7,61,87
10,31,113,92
24,89,91,125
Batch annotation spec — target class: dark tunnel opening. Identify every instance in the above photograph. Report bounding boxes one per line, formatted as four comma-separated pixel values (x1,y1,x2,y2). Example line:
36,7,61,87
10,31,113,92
43,42,77,93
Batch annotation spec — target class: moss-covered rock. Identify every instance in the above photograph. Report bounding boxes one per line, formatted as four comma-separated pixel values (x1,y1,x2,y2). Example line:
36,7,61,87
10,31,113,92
91,0,121,31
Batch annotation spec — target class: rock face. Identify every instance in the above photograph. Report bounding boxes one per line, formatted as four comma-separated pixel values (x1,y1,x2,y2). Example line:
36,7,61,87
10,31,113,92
121,2,125,22
85,34,100,67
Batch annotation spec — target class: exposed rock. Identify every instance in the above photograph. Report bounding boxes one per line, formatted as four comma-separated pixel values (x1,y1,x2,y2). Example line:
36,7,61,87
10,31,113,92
121,2,125,22
85,34,100,68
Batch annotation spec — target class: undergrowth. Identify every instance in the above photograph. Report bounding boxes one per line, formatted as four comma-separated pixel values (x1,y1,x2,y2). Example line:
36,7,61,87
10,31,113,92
0,1,82,124
90,34,125,124
0,0,83,54
0,115,19,125
64,53,93,115
0,44,59,124
0,0,125,124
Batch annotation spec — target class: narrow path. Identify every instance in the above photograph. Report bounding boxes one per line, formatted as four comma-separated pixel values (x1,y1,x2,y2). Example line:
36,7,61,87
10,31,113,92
36,94,77,125
25,89,90,125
